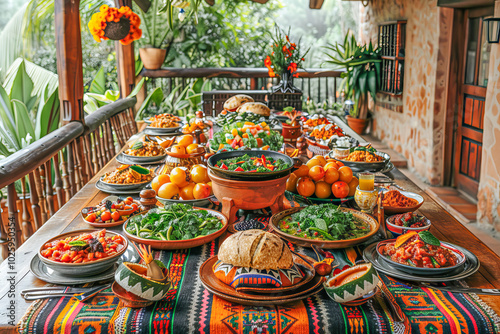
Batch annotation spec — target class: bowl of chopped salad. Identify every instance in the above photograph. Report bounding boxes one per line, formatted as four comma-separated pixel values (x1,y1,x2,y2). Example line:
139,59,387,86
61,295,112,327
207,150,300,181
123,204,228,250
269,204,379,249
386,212,431,237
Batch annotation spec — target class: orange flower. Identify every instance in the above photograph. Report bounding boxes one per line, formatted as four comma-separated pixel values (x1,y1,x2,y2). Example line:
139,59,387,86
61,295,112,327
264,55,272,67
88,5,142,45
288,62,298,73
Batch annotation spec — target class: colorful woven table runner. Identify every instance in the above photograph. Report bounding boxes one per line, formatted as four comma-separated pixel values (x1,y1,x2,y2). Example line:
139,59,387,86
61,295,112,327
18,206,500,334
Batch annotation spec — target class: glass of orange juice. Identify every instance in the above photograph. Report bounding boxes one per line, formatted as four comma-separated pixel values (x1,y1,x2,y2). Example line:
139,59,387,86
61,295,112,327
358,172,375,191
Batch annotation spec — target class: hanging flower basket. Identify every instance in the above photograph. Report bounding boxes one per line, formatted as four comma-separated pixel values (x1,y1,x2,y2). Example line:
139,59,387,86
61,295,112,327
88,5,142,45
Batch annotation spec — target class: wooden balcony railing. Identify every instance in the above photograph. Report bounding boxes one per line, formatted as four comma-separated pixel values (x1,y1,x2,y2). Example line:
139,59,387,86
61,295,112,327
141,67,344,104
0,98,137,259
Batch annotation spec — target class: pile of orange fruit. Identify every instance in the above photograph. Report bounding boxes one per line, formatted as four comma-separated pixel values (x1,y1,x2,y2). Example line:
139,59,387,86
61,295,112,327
152,164,212,201
169,135,203,155
286,155,359,199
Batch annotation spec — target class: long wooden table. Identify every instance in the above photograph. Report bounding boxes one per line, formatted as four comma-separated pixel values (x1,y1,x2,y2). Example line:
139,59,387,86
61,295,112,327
1,135,500,332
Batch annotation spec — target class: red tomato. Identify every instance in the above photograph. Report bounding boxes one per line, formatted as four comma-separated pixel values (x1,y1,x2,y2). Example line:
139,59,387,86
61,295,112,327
131,203,139,211
85,213,97,222
111,211,121,221
101,211,112,222
124,199,132,205
332,181,349,198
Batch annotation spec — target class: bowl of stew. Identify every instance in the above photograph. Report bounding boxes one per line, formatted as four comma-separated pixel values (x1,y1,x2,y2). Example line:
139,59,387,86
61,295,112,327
376,237,466,275
386,212,431,237
38,229,128,276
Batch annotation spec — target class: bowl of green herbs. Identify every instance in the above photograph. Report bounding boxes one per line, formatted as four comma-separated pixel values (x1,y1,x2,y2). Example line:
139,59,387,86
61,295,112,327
269,204,379,249
123,204,228,250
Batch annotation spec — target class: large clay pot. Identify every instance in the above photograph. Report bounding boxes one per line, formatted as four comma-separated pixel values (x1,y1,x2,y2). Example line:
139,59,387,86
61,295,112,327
139,48,166,70
346,115,370,135
208,170,287,224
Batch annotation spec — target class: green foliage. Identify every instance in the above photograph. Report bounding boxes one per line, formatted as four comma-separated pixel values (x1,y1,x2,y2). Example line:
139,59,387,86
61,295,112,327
302,99,343,117
0,59,59,158
324,32,381,117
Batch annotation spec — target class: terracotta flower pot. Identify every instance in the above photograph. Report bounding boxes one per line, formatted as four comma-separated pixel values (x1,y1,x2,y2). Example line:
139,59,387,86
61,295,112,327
346,115,370,135
139,48,167,70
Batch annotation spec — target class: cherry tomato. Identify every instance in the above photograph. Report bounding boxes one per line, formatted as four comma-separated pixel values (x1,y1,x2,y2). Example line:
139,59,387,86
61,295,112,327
101,211,112,222
124,199,132,205
85,213,97,222
111,211,121,221
131,203,139,211
126,197,134,202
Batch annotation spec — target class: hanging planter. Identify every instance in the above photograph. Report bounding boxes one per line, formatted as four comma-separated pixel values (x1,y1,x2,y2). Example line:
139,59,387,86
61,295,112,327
139,48,167,70
88,5,142,45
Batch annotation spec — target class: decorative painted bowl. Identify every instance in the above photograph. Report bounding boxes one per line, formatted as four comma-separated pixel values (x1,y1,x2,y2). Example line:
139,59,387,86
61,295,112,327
324,263,380,303
114,262,171,301
385,213,431,237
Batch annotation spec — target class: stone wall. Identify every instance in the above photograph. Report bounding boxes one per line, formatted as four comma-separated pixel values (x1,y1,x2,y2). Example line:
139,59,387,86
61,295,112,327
359,0,449,185
477,0,500,231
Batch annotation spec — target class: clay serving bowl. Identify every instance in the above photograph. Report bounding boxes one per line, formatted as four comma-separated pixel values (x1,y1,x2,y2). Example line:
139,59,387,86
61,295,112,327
380,189,424,215
209,169,288,211
38,229,128,276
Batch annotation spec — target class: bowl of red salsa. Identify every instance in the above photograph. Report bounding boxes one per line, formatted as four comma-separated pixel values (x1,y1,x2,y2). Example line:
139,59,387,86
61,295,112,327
38,229,128,276
386,212,431,237
377,233,466,275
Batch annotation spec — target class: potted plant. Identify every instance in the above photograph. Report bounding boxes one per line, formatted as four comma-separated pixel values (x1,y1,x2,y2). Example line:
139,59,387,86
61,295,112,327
265,26,309,93
136,0,203,70
281,106,302,143
324,32,381,134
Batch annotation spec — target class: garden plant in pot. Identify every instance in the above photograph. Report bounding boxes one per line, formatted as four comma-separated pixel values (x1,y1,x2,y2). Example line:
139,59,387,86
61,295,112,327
324,33,381,135
136,0,203,70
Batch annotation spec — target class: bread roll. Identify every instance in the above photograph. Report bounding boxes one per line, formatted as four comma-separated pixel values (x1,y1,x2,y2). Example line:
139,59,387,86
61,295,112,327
218,230,293,270
223,95,254,112
236,102,270,117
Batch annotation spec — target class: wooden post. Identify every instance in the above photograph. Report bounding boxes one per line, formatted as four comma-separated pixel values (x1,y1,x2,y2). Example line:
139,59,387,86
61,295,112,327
115,0,136,97
54,0,84,125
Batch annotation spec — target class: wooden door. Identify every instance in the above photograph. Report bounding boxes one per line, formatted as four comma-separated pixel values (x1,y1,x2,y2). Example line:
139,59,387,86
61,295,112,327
454,8,492,196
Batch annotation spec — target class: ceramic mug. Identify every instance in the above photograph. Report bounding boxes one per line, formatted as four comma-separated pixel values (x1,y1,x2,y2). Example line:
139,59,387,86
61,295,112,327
354,186,378,213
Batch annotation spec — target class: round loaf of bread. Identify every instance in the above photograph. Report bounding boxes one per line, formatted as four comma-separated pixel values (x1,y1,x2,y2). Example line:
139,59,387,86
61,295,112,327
223,95,254,111
218,230,293,270
236,102,270,117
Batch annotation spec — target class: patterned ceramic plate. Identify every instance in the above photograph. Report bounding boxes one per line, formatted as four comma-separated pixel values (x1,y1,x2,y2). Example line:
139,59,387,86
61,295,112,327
363,242,480,282
200,255,325,304
270,207,380,249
